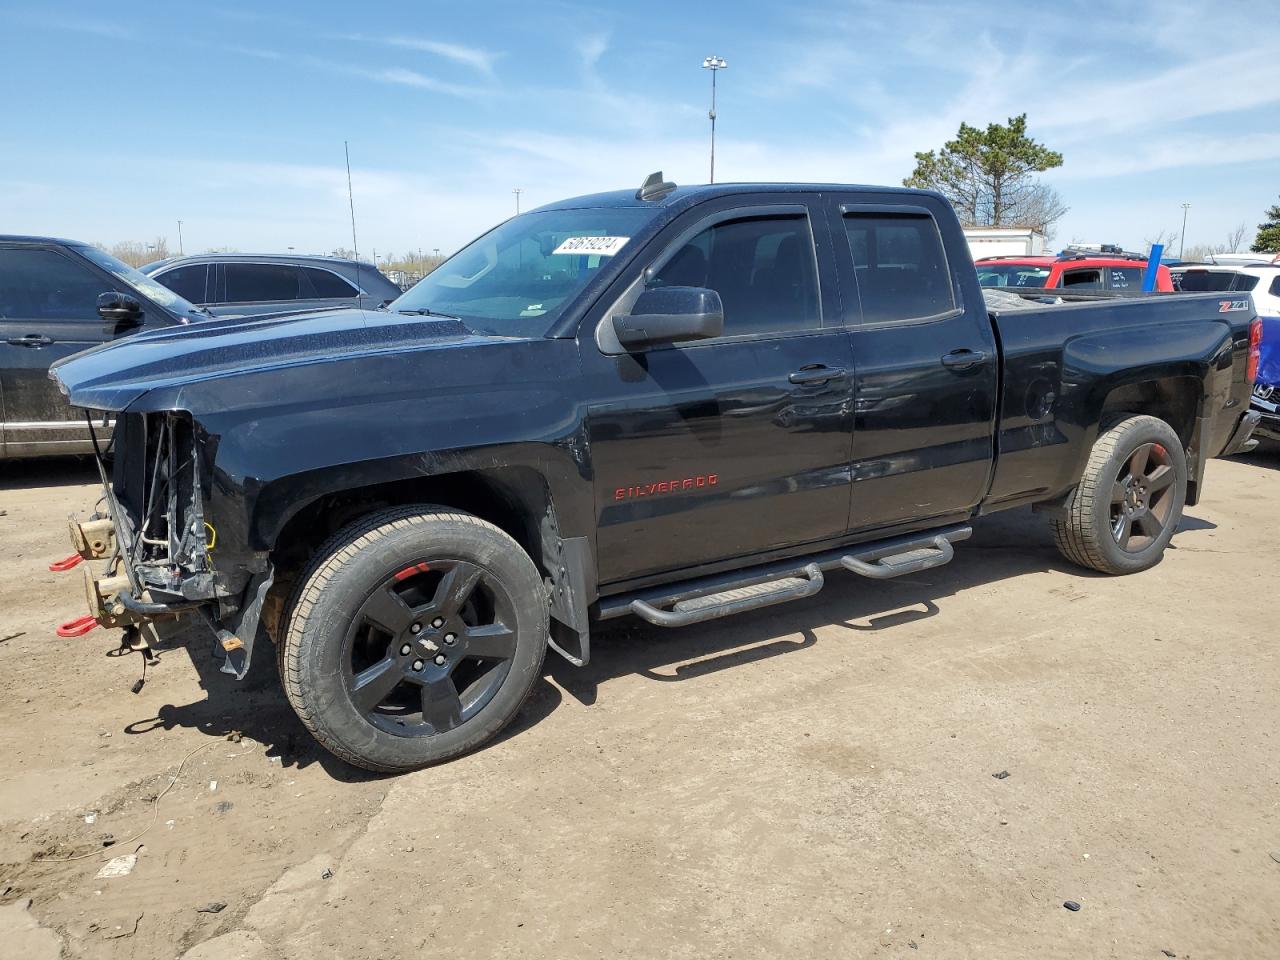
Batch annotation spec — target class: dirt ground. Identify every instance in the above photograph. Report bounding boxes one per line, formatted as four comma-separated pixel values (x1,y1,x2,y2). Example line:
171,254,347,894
1,451,1278,960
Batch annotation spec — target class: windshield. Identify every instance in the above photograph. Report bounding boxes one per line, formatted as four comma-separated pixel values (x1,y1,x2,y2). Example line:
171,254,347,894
79,246,206,318
389,207,656,337
975,262,1053,288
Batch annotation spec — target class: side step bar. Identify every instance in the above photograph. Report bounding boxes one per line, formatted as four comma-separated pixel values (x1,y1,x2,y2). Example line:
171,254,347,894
599,524,970,628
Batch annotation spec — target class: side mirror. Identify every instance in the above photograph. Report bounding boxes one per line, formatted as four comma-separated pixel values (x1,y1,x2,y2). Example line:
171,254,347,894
98,291,143,329
612,286,724,350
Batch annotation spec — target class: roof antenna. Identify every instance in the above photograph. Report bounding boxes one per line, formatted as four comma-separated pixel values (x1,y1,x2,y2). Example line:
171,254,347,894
344,140,364,305
636,171,677,202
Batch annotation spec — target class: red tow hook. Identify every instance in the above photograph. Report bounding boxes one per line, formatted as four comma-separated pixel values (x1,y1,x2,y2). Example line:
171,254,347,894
57,615,99,638
49,553,84,572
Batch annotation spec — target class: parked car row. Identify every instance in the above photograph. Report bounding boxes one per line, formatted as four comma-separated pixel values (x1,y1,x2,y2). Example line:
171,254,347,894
0,241,401,458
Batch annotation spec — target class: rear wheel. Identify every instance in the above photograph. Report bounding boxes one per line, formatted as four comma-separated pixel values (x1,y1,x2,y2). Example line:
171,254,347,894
281,506,548,773
1050,415,1187,575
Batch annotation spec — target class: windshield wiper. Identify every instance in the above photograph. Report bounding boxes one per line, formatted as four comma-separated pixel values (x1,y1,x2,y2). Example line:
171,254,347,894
396,307,462,321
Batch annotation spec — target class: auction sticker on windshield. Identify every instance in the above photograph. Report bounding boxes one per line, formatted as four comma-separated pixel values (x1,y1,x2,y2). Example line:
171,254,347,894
552,236,630,256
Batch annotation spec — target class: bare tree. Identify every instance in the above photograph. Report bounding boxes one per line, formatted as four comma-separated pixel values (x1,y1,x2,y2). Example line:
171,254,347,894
1224,222,1249,253
1143,227,1179,255
1009,183,1069,241
95,237,172,267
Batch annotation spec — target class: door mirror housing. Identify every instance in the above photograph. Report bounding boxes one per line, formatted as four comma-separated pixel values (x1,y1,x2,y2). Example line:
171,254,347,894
612,286,724,350
97,291,143,329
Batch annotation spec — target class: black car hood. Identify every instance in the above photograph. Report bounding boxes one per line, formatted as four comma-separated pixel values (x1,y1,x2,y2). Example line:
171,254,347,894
52,308,482,412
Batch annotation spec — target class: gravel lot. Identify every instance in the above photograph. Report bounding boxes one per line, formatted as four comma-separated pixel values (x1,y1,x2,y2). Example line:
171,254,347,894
1,451,1277,959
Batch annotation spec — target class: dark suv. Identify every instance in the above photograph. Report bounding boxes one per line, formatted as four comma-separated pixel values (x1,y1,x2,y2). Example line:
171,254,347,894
141,253,402,317
0,236,210,459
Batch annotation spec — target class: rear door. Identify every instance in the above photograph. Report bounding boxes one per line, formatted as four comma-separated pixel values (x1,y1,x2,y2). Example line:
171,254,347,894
824,196,998,534
0,244,117,453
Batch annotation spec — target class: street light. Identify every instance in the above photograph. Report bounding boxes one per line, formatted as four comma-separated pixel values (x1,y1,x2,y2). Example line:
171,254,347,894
177,220,184,255
702,56,728,183
1179,203,1191,259
513,187,523,215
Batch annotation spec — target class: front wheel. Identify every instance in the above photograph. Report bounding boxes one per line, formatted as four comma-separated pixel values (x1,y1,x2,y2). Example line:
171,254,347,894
1050,415,1187,575
281,506,548,773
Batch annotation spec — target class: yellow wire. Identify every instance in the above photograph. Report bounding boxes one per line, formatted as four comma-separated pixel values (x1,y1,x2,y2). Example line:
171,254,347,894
204,522,217,550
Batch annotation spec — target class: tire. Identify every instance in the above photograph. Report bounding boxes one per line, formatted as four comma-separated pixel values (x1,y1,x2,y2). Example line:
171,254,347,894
1050,415,1187,575
280,506,548,773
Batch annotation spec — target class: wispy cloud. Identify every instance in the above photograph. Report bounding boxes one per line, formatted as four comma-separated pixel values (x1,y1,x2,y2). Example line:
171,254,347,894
382,37,500,75
335,33,501,76
576,32,609,70
349,65,483,98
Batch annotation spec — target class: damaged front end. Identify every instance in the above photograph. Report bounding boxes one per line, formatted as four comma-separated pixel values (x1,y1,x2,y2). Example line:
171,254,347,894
65,410,267,679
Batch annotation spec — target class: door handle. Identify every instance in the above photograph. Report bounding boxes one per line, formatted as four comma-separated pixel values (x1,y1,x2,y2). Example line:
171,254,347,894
940,349,986,370
788,365,846,385
7,334,54,347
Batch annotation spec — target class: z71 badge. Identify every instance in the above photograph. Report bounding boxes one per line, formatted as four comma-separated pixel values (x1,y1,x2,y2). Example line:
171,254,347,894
1218,299,1250,312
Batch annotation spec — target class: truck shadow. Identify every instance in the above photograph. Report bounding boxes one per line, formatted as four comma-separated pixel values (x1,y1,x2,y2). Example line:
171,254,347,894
550,505,1218,706
117,505,1218,775
120,621,563,778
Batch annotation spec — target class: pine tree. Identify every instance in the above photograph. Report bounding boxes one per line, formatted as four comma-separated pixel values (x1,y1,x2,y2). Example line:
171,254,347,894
904,114,1066,234
1252,197,1280,253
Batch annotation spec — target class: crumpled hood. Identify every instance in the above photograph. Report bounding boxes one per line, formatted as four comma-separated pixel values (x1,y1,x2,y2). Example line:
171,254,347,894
51,309,479,412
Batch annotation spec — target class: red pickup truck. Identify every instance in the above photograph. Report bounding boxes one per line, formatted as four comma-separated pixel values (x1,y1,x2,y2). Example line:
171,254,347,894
975,252,1175,292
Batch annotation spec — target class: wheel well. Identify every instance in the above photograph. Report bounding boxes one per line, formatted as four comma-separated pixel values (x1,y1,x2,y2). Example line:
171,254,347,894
261,468,561,641
1099,377,1200,448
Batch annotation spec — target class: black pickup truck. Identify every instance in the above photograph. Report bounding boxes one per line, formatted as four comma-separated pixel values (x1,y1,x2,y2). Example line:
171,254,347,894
52,176,1262,772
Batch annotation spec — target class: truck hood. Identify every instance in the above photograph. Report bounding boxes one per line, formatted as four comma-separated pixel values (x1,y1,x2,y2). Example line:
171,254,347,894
52,308,483,412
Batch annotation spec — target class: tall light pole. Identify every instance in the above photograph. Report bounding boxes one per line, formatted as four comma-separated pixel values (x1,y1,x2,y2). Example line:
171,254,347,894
702,56,727,183
176,220,184,255
513,187,522,215
1179,202,1191,259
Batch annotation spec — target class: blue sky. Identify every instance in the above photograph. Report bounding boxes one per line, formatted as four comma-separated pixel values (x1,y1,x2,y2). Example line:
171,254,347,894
2,0,1277,258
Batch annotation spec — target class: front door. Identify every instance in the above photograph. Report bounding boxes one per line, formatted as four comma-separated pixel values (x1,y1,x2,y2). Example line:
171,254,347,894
582,199,856,586
0,244,116,454
824,196,999,534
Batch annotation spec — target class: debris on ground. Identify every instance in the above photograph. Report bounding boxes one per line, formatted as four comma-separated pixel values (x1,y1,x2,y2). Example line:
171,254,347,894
321,868,334,879
95,853,138,879
196,902,227,914
1269,851,1280,864
1063,900,1081,911
1161,951,1177,958
992,770,1011,779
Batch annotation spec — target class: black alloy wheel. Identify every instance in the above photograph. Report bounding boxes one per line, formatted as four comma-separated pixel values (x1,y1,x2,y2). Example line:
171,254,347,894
345,559,518,736
1109,441,1177,552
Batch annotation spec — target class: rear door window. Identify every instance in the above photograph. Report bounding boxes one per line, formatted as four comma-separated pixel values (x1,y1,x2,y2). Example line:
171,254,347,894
1270,276,1280,298
0,247,107,321
155,264,208,302
650,214,821,337
842,213,955,323
1230,274,1260,292
301,266,358,299
223,263,305,302
1062,269,1103,289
